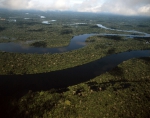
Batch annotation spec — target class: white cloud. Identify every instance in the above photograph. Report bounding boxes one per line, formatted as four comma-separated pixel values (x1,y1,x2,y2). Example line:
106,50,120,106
99,0,150,16
54,0,70,10
138,4,150,15
75,0,103,12
0,0,150,16
0,0,31,9
99,0,137,15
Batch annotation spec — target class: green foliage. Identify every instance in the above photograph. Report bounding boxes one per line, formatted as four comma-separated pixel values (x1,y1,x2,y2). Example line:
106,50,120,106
0,10,150,117
0,37,150,75
107,48,116,54
1,11,150,48
0,26,6,32
61,29,73,35
30,41,47,47
27,28,44,32
4,57,149,118
18,91,61,118
99,35,123,41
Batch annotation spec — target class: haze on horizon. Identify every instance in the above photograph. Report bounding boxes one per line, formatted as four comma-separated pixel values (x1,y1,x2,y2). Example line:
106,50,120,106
0,0,150,16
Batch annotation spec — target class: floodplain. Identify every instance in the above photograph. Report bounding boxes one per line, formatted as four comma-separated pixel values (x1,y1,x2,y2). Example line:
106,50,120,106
0,10,150,117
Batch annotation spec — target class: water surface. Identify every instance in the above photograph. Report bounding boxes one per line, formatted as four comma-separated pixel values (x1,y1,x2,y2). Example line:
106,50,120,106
0,50,149,96
0,34,94,53
0,24,150,54
42,21,50,24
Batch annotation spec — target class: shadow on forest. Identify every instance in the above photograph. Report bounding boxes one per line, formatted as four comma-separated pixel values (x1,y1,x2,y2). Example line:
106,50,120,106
86,80,131,92
30,41,47,47
0,27,6,32
86,79,150,92
139,57,150,63
109,66,123,76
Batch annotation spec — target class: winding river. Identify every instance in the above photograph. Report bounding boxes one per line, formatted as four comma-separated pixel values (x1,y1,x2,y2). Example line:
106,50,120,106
0,24,150,54
0,24,150,96
0,50,150,96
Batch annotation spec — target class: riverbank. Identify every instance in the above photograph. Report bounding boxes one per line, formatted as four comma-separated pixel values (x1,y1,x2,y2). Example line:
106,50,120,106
1,57,149,117
0,10,150,118
0,36,150,75
1,11,150,48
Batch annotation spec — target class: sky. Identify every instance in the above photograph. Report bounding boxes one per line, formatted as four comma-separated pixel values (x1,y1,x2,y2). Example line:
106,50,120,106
0,0,150,16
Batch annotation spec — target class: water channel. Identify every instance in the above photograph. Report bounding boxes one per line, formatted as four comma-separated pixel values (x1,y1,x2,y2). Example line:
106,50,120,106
0,24,150,95
0,24,150,54
0,50,150,96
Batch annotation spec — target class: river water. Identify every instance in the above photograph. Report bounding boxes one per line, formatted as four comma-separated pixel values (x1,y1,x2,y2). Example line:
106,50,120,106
0,24,150,95
0,24,150,53
0,49,149,96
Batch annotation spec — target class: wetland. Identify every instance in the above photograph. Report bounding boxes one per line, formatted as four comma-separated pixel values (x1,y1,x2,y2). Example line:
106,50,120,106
0,10,150,118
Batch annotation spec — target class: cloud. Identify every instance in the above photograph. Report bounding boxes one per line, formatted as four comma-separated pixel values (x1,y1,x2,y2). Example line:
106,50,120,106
0,0,31,9
0,0,150,16
32,0,71,11
138,4,150,16
75,0,103,12
0,0,71,10
99,0,150,16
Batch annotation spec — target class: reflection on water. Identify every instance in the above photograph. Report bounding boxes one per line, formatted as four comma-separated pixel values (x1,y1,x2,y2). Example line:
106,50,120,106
0,34,94,54
76,41,86,46
40,16,46,18
51,20,56,22
97,24,147,36
0,32,149,54
8,19,16,22
0,24,150,97
42,21,50,24
24,18,30,20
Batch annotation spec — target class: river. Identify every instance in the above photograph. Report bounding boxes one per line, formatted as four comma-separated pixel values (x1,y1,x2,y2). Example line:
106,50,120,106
0,24,150,95
0,24,150,54
0,50,149,96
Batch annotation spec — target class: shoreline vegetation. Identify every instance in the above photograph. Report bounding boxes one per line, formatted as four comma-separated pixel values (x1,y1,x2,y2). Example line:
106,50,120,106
0,36,150,75
0,10,150,117
1,57,150,117
0,11,150,48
